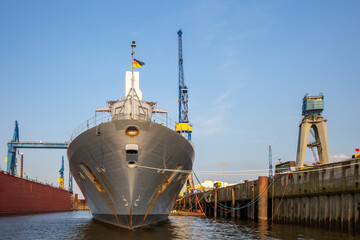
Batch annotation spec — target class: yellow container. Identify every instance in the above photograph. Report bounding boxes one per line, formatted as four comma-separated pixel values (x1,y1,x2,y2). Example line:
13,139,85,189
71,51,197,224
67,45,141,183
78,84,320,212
176,123,193,132
58,178,64,189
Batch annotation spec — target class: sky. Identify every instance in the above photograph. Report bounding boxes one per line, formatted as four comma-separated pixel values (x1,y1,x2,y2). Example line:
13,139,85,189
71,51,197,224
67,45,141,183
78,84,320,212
0,1,359,197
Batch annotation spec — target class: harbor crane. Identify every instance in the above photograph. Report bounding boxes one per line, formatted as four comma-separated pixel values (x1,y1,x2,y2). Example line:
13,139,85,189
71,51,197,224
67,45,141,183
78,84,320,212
296,93,330,168
176,29,194,190
58,156,64,189
176,29,192,141
6,120,68,176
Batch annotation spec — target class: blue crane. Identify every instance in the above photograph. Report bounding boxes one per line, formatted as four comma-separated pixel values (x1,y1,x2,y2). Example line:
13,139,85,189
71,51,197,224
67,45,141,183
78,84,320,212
59,156,64,179
6,120,19,175
6,120,68,176
176,29,192,141
58,156,65,189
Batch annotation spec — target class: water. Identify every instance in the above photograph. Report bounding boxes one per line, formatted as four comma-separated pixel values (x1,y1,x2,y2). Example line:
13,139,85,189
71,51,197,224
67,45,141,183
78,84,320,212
0,211,357,240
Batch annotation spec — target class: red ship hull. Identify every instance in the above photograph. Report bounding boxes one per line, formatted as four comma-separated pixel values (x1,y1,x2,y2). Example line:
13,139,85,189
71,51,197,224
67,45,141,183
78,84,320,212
0,171,72,214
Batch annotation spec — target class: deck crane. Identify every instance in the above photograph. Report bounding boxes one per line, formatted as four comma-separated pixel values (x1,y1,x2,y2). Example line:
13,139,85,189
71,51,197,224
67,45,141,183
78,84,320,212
176,29,192,141
58,156,64,189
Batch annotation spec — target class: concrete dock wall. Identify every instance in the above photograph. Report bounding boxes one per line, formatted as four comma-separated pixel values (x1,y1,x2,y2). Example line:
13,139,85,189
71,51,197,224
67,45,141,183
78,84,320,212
268,158,360,231
174,158,360,232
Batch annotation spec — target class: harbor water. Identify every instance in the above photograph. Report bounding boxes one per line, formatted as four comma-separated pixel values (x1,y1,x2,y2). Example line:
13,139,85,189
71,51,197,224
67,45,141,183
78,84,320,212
0,211,357,240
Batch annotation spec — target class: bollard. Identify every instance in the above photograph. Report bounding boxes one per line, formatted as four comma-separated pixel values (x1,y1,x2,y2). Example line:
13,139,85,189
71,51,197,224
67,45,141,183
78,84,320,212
258,176,268,221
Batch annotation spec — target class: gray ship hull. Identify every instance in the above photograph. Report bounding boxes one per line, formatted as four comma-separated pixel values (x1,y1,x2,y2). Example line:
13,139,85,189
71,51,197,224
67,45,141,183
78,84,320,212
67,119,194,229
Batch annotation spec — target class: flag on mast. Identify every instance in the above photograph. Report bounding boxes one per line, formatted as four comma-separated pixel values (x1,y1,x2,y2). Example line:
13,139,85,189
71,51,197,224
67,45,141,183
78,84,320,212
133,59,145,68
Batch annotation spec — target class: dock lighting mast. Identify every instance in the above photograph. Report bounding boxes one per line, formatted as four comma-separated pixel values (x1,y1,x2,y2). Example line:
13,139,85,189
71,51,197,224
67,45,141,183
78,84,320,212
269,145,273,177
176,29,192,141
58,156,64,189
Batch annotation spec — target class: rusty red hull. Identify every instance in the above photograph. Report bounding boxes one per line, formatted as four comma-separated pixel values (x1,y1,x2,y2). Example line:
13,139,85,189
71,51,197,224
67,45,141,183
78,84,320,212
0,171,72,214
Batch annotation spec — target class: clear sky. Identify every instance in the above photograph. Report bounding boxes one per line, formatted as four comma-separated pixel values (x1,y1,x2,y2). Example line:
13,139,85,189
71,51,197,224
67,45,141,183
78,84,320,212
1,1,359,197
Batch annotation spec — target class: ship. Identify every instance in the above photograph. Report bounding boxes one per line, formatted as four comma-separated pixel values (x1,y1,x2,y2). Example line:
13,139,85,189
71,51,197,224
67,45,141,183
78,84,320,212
67,41,195,229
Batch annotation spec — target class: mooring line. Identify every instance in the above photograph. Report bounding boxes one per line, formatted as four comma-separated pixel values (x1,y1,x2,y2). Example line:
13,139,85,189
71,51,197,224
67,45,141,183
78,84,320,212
267,173,290,223
137,160,360,176
192,171,277,210
191,177,208,218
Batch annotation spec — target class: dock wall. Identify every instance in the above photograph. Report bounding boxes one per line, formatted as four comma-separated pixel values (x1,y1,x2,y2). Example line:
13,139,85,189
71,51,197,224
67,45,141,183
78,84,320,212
174,158,360,232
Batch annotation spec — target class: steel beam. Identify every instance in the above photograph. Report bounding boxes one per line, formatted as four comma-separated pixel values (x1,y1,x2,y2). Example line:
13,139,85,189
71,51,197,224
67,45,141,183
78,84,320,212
8,142,68,149
6,141,68,176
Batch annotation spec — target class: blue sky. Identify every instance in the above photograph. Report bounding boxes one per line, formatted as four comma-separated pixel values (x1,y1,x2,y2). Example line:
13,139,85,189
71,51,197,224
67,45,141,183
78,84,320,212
1,1,359,197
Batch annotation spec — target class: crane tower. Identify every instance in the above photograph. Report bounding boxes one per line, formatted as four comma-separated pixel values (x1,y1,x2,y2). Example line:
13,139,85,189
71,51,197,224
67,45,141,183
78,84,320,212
296,93,330,168
176,29,194,191
176,29,192,141
269,145,273,177
58,156,64,189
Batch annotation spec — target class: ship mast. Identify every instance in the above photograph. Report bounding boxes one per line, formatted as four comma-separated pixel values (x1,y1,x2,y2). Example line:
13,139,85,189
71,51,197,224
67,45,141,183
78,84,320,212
130,41,136,119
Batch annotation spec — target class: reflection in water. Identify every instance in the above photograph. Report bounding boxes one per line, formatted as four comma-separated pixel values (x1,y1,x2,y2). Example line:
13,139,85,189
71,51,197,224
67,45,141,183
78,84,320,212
0,211,358,240
257,220,269,240
74,218,177,240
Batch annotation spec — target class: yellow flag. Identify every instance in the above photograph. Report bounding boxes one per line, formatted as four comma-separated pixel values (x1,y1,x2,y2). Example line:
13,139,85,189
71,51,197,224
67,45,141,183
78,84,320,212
133,59,145,68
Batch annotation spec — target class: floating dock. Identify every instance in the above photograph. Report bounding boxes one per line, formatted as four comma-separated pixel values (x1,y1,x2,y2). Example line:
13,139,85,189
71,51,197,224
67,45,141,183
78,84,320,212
0,171,72,215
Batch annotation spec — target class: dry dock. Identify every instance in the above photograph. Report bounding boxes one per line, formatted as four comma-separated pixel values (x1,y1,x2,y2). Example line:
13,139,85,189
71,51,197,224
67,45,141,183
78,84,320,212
0,171,72,214
174,157,360,232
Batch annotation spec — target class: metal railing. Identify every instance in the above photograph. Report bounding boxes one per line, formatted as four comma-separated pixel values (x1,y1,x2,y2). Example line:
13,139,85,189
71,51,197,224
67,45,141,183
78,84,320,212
69,112,178,142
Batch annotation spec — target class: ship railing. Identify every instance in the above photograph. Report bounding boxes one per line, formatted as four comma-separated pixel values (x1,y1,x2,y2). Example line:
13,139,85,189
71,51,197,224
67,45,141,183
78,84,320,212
151,112,178,130
70,112,112,142
70,112,179,143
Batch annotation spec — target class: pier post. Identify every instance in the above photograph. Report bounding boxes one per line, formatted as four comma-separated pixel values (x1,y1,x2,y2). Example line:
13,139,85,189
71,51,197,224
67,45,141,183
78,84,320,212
207,202,211,217
74,194,78,211
189,194,192,211
231,186,236,218
220,202,224,217
250,182,255,219
215,189,218,218
236,201,241,219
258,176,268,221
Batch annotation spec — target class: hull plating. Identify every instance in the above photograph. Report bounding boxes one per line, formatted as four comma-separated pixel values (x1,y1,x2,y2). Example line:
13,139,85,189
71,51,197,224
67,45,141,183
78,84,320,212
67,119,194,229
